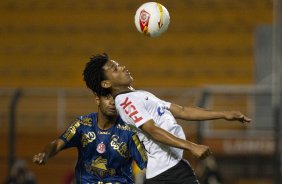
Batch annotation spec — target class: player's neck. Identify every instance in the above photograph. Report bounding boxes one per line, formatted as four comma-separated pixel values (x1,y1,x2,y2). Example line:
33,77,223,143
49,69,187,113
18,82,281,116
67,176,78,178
97,113,117,130
111,86,134,97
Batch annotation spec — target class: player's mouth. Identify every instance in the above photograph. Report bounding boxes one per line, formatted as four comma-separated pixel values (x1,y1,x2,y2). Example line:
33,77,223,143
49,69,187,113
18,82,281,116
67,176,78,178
108,107,117,113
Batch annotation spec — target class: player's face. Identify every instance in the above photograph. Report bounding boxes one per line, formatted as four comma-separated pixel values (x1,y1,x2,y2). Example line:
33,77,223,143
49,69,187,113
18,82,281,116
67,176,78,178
103,60,133,87
97,95,117,116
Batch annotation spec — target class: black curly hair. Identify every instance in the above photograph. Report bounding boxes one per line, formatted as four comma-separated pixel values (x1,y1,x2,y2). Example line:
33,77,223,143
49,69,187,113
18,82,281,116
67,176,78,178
83,53,111,96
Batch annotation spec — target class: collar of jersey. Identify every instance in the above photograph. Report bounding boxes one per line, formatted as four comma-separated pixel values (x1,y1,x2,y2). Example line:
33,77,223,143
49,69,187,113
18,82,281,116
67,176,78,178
113,90,135,99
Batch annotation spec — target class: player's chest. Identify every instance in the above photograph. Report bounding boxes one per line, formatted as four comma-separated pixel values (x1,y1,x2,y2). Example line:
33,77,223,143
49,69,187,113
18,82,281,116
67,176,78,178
79,129,130,158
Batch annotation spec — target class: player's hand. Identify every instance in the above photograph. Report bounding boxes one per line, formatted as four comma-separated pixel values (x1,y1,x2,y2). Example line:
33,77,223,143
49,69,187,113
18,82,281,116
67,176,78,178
191,144,211,160
224,111,251,124
33,153,47,165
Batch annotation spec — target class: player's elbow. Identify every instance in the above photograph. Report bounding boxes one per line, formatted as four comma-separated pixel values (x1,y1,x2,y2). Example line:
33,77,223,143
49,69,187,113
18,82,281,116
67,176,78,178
170,103,187,119
147,127,163,141
141,124,164,143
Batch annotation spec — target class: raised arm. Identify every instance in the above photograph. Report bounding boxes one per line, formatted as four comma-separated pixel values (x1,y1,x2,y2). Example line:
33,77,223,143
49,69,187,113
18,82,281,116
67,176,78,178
170,103,251,123
33,139,65,165
140,120,211,159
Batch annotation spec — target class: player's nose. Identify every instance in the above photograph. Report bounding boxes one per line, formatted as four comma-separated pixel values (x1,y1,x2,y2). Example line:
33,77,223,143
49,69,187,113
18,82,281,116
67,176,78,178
109,98,115,105
120,65,126,71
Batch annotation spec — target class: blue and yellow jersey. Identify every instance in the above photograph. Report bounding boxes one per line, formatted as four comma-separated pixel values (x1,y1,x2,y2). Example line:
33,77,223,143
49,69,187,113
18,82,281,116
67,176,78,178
59,112,147,184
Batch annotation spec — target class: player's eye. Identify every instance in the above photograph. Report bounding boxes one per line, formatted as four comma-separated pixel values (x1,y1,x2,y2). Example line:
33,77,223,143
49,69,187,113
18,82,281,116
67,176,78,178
111,65,117,71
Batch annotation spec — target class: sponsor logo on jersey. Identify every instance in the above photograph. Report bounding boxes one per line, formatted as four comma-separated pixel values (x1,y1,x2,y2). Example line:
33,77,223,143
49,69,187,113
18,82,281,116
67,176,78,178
81,117,92,126
85,156,116,178
157,106,166,116
81,132,96,147
120,97,143,123
98,131,111,135
110,135,129,158
63,120,81,141
116,124,132,131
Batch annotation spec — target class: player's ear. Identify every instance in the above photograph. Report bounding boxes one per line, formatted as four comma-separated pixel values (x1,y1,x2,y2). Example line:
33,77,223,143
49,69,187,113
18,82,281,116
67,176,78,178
101,80,111,89
94,93,100,105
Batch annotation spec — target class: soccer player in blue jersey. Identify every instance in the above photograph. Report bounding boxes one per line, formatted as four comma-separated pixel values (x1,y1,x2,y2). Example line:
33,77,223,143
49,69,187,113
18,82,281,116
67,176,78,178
83,53,251,184
33,94,147,184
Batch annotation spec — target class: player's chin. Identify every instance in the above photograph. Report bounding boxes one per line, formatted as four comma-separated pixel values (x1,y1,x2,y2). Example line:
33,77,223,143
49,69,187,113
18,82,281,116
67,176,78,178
106,109,118,116
125,73,133,82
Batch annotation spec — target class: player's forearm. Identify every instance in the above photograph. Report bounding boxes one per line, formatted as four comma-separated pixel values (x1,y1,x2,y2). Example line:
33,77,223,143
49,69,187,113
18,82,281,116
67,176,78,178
148,126,199,151
141,121,199,151
171,104,251,123
148,128,212,159
171,104,225,121
181,107,224,120
140,120,211,158
42,140,62,160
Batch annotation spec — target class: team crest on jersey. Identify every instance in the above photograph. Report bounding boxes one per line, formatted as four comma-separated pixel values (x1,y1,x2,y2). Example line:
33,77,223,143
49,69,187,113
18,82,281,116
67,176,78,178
97,142,106,154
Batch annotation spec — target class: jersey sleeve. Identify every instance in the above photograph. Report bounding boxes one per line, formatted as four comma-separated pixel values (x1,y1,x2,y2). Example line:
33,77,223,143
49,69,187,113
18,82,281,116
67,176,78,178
116,95,153,128
164,101,171,109
128,133,147,170
59,119,81,149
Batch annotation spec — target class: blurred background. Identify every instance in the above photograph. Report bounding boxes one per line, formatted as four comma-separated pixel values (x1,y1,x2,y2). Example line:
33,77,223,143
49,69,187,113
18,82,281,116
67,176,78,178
0,0,281,184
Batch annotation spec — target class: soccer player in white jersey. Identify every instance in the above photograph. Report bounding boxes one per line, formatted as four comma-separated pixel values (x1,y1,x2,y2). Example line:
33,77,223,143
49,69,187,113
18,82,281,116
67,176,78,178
83,53,251,184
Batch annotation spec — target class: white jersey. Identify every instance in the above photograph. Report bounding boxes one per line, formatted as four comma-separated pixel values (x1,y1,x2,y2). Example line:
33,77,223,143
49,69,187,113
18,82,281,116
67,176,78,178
115,90,186,179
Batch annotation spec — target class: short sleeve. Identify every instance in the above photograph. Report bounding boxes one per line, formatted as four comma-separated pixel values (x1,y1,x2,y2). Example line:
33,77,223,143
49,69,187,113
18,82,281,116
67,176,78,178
163,101,171,109
128,133,147,170
59,119,81,149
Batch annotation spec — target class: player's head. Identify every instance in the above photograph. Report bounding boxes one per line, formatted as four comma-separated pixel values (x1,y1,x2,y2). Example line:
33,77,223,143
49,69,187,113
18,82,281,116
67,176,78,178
83,53,111,96
95,93,117,117
83,53,133,96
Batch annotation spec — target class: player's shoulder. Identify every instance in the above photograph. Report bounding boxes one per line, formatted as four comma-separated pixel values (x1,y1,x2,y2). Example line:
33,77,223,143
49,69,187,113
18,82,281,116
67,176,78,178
132,90,157,100
116,90,152,103
116,117,136,134
131,90,153,97
76,112,97,127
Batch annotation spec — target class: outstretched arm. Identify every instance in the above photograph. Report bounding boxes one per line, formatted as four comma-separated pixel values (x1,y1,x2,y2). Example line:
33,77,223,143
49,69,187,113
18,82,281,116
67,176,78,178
170,103,251,123
140,120,211,159
33,139,65,165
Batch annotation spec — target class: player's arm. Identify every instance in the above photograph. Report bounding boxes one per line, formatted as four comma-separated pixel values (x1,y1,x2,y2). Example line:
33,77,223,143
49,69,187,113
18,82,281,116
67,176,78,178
140,120,211,159
170,103,251,123
33,139,65,165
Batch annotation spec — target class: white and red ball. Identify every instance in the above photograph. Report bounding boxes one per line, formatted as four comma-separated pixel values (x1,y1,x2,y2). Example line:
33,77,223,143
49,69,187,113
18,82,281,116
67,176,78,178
134,2,170,37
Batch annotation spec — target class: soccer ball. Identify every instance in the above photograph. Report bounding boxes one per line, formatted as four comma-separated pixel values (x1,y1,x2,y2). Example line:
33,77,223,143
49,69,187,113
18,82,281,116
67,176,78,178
134,2,170,37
